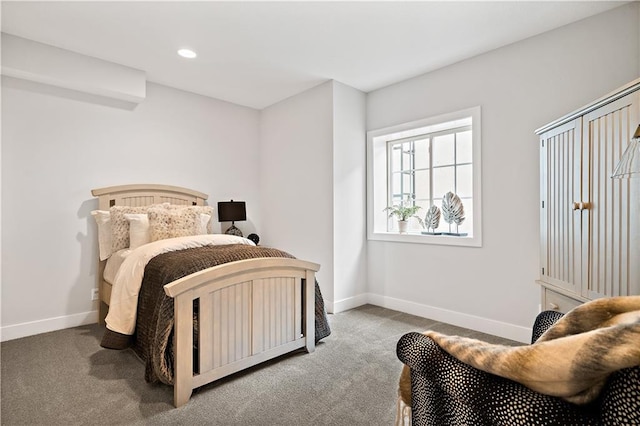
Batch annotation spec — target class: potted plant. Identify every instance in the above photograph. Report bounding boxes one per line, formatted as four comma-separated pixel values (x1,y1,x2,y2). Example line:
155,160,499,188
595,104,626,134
384,200,423,234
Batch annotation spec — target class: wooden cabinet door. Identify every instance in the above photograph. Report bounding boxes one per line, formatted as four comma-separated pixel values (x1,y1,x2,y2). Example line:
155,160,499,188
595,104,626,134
583,92,640,299
539,118,583,295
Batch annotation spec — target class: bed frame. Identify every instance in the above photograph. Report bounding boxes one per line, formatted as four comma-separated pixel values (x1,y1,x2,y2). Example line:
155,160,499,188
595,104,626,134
91,184,318,407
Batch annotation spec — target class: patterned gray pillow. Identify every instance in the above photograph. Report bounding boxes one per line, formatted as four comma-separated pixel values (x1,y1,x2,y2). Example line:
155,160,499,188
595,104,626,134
148,206,202,242
165,205,214,233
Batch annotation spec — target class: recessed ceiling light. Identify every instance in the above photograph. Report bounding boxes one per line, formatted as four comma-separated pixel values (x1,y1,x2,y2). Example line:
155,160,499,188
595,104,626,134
178,49,197,59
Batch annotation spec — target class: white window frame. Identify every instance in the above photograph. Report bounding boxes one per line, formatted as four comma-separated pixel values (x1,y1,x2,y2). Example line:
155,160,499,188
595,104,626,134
367,106,482,247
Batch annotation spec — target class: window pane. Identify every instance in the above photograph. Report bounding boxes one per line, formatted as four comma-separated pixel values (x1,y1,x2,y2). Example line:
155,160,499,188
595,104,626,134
391,172,401,197
457,130,472,164
432,133,455,167
433,166,455,199
402,142,412,169
391,145,401,171
415,199,430,213
414,138,430,169
456,164,473,198
414,169,430,200
402,171,413,195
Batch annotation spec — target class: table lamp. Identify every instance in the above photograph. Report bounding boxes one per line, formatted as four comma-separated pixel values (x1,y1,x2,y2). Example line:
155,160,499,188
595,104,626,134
218,200,246,237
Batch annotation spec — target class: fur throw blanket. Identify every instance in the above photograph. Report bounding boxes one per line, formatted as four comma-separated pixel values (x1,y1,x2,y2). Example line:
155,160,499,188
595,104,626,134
399,296,640,406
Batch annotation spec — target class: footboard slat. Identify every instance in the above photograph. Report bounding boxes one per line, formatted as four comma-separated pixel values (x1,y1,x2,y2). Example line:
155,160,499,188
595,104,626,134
219,290,229,366
286,280,294,342
174,292,194,407
235,284,249,359
199,294,213,373
212,291,221,368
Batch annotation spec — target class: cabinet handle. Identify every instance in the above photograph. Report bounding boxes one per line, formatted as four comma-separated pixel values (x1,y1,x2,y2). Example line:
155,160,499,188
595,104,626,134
549,302,560,311
572,202,590,211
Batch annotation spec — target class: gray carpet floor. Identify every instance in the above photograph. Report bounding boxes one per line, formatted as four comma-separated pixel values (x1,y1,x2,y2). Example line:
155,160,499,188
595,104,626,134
1,305,518,425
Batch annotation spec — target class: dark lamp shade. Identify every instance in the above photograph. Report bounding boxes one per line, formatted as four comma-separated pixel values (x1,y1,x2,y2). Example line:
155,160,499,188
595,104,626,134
218,201,246,222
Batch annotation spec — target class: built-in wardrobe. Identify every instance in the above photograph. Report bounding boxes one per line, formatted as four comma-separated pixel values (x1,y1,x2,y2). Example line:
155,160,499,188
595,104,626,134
535,78,640,313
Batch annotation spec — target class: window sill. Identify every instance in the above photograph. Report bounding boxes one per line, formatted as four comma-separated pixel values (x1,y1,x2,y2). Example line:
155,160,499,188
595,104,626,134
368,231,482,247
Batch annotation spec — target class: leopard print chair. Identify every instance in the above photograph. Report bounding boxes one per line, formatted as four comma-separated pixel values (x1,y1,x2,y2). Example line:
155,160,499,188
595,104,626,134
396,311,640,426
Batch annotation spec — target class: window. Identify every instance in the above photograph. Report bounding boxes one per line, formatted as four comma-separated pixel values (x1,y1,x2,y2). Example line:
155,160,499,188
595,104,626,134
367,107,482,247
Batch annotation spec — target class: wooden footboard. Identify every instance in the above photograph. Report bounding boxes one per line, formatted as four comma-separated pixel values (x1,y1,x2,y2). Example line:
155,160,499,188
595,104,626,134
163,257,319,407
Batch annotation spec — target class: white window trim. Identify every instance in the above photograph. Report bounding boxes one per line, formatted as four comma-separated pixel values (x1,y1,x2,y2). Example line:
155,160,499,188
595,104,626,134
367,106,482,247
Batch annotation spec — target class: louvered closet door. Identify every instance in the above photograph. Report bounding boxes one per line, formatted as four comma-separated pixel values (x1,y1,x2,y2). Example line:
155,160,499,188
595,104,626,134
583,92,640,299
540,118,584,295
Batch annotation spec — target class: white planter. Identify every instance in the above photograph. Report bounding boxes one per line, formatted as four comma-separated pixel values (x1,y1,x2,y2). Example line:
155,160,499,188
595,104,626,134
398,220,408,234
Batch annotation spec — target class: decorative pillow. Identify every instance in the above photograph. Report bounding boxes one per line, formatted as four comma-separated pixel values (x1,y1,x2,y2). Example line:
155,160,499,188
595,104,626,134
166,205,214,233
110,205,163,252
147,206,201,242
91,210,112,261
124,213,151,250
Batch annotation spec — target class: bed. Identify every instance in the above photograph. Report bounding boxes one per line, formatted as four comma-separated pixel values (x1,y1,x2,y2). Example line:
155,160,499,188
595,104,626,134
91,184,329,407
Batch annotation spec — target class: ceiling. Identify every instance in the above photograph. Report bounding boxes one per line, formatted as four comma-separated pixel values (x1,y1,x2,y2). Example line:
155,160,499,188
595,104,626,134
1,1,627,109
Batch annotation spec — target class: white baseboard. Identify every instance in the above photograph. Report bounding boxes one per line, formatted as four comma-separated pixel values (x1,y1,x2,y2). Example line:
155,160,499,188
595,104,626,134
1,310,98,342
329,292,531,343
1,295,532,343
333,293,370,313
366,293,532,343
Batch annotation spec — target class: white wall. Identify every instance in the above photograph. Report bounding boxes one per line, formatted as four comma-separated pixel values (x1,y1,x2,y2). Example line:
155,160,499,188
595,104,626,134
366,3,640,342
1,79,260,340
332,82,367,311
258,82,335,307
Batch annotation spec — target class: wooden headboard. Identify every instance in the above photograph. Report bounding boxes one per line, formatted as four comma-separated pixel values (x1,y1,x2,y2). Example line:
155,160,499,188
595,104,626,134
91,184,208,210
91,184,209,322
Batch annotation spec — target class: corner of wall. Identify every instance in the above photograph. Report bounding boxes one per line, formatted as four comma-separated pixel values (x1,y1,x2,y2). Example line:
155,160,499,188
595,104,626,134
331,81,368,305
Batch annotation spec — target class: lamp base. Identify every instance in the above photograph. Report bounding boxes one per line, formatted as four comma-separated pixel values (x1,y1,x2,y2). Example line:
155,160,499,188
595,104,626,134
225,224,243,237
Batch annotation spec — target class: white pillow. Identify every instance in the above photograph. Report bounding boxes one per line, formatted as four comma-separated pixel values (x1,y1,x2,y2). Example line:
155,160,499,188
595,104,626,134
91,210,112,261
197,213,211,235
124,213,151,250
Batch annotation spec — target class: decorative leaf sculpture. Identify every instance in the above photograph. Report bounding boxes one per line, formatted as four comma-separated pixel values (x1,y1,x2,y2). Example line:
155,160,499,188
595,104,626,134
441,192,465,233
424,205,441,232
